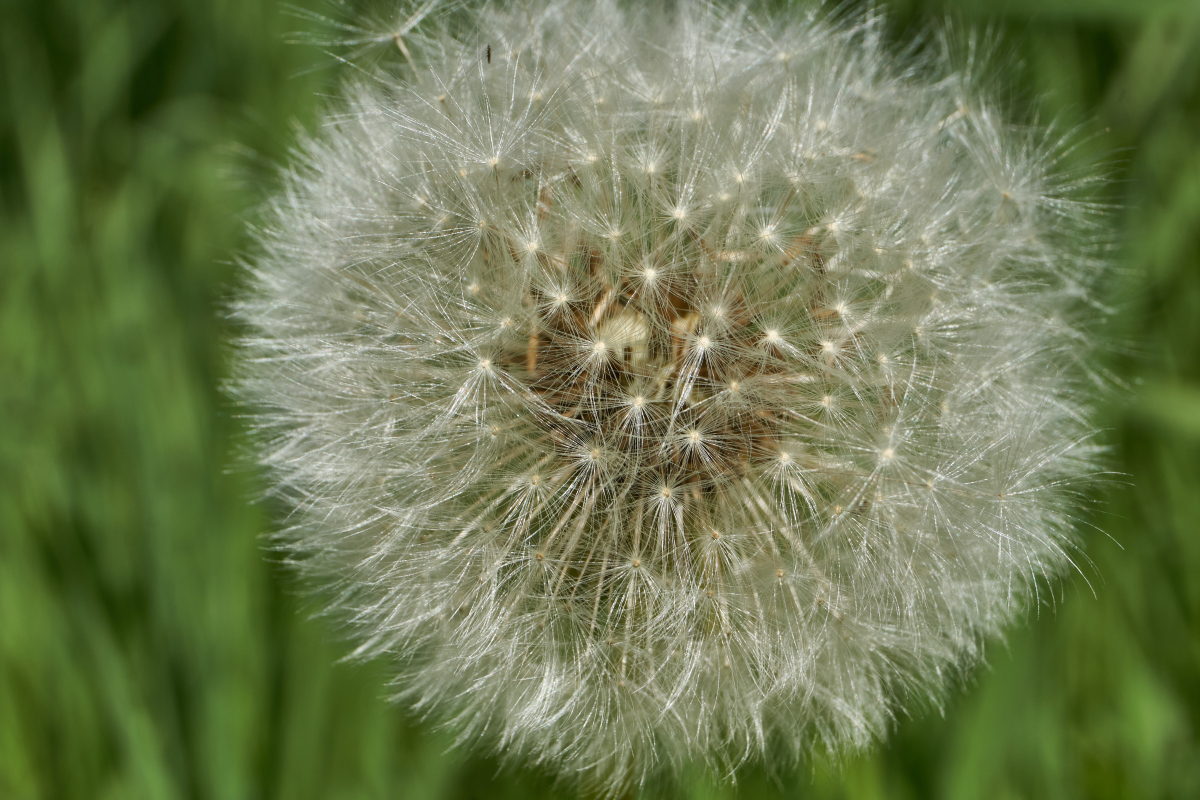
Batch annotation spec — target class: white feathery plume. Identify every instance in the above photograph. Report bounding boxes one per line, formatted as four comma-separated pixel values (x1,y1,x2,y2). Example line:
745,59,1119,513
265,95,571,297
233,1,1108,793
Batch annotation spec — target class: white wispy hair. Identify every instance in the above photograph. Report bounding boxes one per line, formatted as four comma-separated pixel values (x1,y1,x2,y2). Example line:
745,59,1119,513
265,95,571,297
233,0,1108,793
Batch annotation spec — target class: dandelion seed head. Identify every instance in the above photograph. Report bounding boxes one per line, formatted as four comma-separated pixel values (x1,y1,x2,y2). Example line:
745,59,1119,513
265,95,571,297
234,1,1109,794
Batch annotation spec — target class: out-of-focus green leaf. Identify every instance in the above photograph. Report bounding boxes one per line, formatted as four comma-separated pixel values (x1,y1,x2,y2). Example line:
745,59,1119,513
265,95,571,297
1137,382,1200,438
931,0,1200,21
2,1,1199,799
1105,13,1200,133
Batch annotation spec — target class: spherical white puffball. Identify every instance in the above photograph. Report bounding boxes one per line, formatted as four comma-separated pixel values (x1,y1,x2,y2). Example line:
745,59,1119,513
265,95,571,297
233,1,1106,793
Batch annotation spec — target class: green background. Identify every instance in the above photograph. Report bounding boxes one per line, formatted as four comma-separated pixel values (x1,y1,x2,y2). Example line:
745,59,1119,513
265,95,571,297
2,0,1198,797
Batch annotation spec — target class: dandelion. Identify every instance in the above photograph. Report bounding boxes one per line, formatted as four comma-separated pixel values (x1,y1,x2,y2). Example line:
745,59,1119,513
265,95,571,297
233,0,1108,793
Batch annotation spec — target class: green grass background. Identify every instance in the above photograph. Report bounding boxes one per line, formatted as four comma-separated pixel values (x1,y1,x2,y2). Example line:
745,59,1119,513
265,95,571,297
2,0,1198,797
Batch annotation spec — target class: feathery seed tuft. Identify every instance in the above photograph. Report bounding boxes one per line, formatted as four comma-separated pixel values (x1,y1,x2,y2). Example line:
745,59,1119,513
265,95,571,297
233,1,1108,793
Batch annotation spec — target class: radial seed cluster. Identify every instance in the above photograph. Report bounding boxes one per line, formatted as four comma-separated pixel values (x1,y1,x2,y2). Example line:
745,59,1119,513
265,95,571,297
235,1,1104,792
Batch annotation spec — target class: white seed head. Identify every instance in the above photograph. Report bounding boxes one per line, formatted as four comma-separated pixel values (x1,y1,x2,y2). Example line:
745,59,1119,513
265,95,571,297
233,1,1108,794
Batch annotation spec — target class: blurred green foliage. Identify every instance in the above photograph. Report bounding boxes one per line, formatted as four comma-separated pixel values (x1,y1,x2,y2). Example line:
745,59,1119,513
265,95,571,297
1,0,1198,798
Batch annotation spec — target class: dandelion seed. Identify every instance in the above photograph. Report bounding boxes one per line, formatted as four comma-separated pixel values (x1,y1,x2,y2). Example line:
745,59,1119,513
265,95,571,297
234,1,1110,795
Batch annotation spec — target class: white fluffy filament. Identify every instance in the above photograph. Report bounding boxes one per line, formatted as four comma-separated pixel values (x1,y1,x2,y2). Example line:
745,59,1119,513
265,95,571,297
233,1,1106,794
